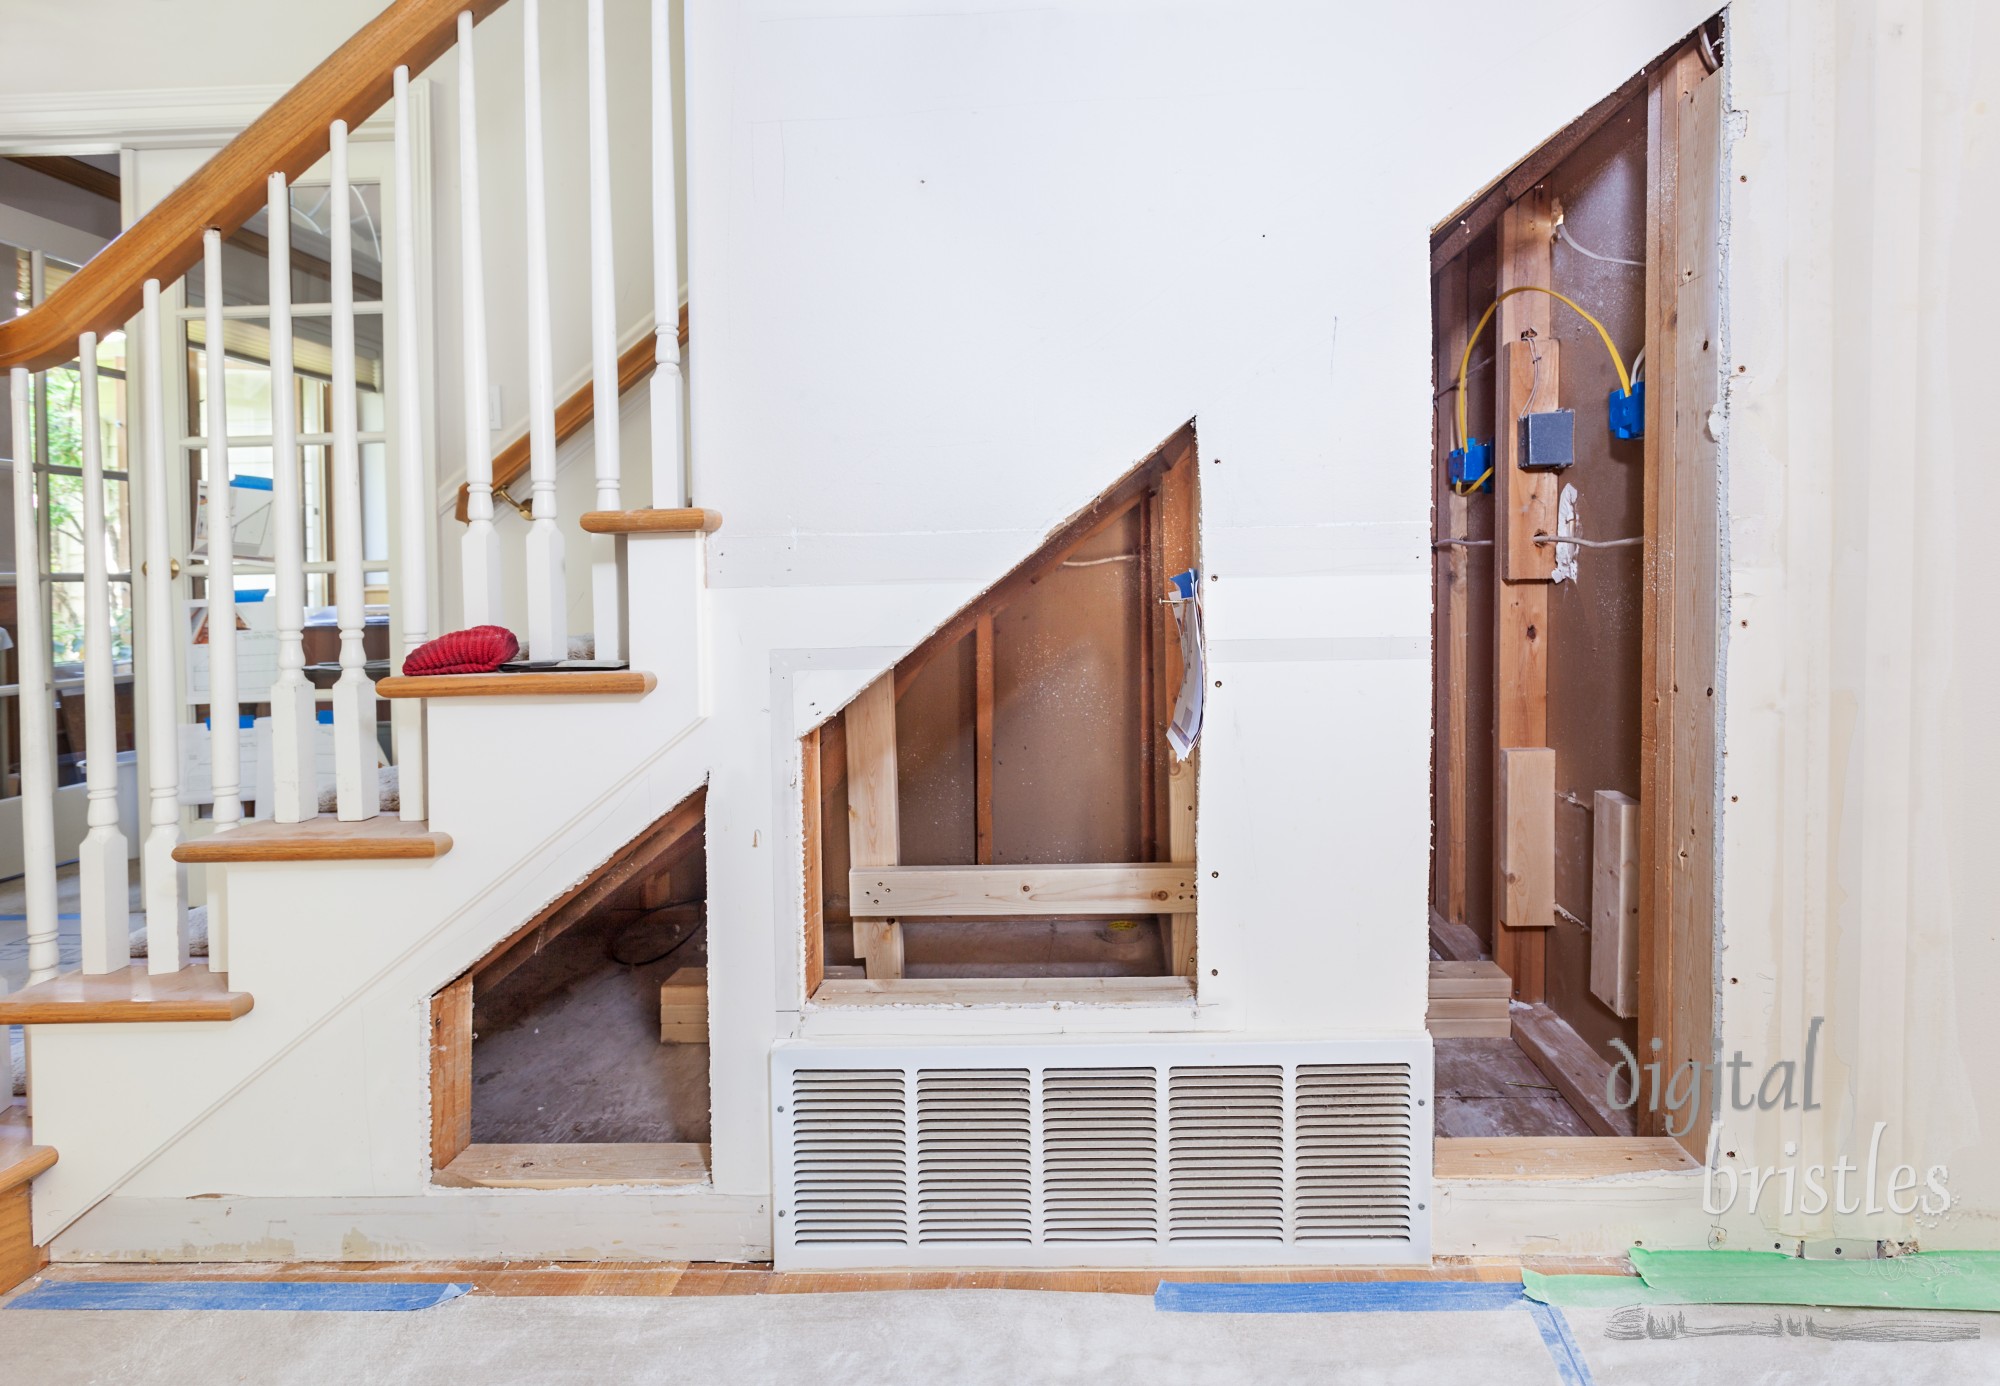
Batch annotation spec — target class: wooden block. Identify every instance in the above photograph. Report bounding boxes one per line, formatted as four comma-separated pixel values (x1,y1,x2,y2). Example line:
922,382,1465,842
844,675,905,980
1511,1002,1637,1138
1428,959,1512,999
1498,748,1555,930
1433,1136,1698,1181
1589,790,1640,1018
660,966,708,1044
429,974,473,1172
849,863,1196,917
1426,959,1510,1038
435,1143,710,1190
1426,1016,1513,1040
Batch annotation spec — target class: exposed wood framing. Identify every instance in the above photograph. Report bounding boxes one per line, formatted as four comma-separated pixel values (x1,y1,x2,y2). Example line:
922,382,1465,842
428,973,474,1174
1158,440,1200,978
1498,747,1555,931
435,1143,710,1190
1433,256,1475,928
1590,789,1640,1018
1511,1002,1638,1138
1428,909,1487,964
850,863,1196,917
813,976,1195,1007
1432,1136,1696,1180
659,966,708,1044
844,674,905,979
1491,195,1555,1004
472,789,707,992
801,728,826,997
973,615,996,865
1640,45,1721,1154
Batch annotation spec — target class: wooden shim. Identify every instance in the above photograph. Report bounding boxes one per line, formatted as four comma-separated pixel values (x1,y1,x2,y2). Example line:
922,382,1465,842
1590,790,1640,1018
1499,747,1555,930
1496,196,1558,582
844,675,904,978
801,729,825,997
850,863,1196,917
429,973,473,1173
1511,1001,1638,1138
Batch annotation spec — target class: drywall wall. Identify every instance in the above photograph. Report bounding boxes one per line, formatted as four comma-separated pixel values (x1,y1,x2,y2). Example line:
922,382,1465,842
1717,0,2000,1247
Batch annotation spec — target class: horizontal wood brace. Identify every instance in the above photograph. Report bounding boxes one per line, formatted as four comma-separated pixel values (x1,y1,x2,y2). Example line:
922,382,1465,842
847,863,1196,917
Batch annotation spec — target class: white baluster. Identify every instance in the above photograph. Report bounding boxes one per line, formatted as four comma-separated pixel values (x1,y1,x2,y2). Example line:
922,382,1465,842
77,332,131,973
522,0,567,662
329,120,381,821
8,368,59,985
139,281,190,971
457,9,502,626
650,0,686,510
202,230,241,972
585,0,625,664
266,174,318,825
392,67,431,820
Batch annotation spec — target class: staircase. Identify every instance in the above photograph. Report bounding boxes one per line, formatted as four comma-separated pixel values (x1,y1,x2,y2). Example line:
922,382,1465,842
0,0,740,1270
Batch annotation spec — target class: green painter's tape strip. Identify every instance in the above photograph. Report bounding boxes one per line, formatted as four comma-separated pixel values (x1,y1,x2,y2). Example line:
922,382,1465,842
1526,1250,2000,1313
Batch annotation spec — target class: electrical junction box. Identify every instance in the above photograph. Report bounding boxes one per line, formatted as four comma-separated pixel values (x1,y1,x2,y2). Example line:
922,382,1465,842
1517,409,1575,472
1447,438,1493,492
1607,381,1645,439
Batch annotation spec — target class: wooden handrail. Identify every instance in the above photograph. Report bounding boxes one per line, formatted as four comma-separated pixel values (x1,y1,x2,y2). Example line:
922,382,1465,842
0,0,507,373
457,301,689,521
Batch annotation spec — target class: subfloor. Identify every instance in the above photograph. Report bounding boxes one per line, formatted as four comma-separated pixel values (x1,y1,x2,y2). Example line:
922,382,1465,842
2,1262,1992,1385
1434,1037,1594,1137
472,915,709,1144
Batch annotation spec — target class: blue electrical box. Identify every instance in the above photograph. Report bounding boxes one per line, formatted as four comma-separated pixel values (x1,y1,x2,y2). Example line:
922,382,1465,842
1448,438,1493,492
1608,381,1645,439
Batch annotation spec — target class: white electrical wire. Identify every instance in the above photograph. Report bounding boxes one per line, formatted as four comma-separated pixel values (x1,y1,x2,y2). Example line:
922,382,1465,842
1555,222,1643,268
1532,534,1642,549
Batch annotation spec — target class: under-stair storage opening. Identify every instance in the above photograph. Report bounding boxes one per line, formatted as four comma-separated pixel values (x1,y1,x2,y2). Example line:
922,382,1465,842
801,424,1200,1006
774,1037,1432,1268
1427,24,1721,1168
429,788,711,1189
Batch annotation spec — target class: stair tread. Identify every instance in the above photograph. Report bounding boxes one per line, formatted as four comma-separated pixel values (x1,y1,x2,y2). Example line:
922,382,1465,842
378,670,656,699
579,507,721,535
0,965,252,1025
174,814,452,863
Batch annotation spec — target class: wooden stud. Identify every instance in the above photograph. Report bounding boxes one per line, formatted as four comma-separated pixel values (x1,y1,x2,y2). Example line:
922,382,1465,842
429,973,474,1174
844,674,904,979
1433,256,1475,929
850,863,1196,916
973,615,995,865
1640,46,1722,1153
1158,443,1199,979
801,728,825,997
1492,190,1556,1005
1589,790,1640,1018
1498,748,1555,932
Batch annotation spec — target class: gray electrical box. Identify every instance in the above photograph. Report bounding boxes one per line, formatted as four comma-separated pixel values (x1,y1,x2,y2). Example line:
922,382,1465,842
1517,409,1576,472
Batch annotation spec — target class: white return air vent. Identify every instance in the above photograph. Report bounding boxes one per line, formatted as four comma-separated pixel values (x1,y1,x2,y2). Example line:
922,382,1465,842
773,1037,1431,1268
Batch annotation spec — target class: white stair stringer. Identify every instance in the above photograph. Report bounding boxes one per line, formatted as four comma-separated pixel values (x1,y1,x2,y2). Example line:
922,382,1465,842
22,539,717,1251
775,1036,1432,1268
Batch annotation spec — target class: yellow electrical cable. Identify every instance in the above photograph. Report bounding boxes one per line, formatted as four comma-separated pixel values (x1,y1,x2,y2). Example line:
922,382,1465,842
1451,285,1635,495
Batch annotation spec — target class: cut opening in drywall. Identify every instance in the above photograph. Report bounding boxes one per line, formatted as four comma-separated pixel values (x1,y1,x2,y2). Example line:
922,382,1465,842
801,423,1201,1006
1428,20,1723,1165
429,788,711,1188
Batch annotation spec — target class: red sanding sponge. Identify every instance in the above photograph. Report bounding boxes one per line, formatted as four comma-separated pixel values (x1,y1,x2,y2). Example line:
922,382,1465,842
401,625,520,676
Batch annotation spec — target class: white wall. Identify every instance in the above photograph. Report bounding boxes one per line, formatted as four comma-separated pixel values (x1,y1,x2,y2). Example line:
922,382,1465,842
48,0,2000,1263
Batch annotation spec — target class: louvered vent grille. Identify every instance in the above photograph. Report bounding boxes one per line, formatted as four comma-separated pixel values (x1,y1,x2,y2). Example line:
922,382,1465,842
1042,1067,1158,1242
1294,1063,1415,1242
916,1068,1032,1244
788,1068,908,1244
1166,1065,1286,1242
775,1041,1429,1267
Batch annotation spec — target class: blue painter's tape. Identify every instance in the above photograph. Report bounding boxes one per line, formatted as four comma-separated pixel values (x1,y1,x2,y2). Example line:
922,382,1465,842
231,474,275,491
7,1281,472,1312
1154,1280,1527,1314
1526,1300,1595,1386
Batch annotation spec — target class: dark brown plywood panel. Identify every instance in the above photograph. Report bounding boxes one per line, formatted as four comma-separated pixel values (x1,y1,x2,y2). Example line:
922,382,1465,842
1540,93,1648,1064
991,507,1146,866
896,632,976,867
